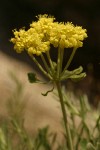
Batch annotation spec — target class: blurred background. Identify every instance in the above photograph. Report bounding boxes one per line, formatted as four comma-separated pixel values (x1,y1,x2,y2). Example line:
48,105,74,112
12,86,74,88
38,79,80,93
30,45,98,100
0,0,100,106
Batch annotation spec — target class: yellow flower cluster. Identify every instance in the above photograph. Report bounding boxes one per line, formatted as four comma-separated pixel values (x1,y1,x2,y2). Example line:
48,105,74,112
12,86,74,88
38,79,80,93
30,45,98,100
11,28,50,56
11,15,87,55
50,22,87,48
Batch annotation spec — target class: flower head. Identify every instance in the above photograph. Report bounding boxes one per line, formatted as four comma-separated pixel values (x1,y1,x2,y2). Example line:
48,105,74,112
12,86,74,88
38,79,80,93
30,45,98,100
11,27,50,56
11,14,87,56
50,22,87,48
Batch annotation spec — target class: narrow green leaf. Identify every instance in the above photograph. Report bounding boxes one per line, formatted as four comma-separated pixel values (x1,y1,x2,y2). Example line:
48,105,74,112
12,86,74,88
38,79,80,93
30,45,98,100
86,143,96,150
96,142,100,150
72,66,83,74
61,66,86,81
80,138,88,150
70,72,86,82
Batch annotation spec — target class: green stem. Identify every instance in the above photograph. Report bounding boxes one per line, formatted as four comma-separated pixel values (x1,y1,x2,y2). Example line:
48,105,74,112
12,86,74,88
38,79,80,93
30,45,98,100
92,115,100,136
57,46,61,78
75,124,84,150
46,51,54,70
41,54,52,77
60,47,64,73
29,54,52,79
55,81,73,150
61,47,77,76
46,51,56,78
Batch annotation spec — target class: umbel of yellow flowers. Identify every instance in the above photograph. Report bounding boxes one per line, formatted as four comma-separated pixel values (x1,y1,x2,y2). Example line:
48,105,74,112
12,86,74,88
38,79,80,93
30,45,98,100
11,15,87,150
11,14,87,56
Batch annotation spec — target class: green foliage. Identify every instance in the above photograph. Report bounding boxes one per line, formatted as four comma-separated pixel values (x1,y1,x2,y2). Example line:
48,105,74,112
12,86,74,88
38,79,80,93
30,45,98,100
0,73,100,150
61,66,86,82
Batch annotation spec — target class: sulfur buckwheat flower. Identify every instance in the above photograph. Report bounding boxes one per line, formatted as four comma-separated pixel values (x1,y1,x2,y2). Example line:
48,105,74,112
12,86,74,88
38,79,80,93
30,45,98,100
49,22,87,49
11,15,88,150
11,29,26,53
11,14,87,56
11,27,50,56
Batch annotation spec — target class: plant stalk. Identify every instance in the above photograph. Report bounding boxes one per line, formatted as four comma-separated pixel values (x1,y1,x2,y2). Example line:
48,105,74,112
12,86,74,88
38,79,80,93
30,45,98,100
55,81,73,150
61,47,77,76
29,54,52,79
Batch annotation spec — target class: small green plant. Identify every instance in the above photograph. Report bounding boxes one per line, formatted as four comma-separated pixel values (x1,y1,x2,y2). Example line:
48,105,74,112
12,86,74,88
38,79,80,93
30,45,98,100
7,72,26,124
